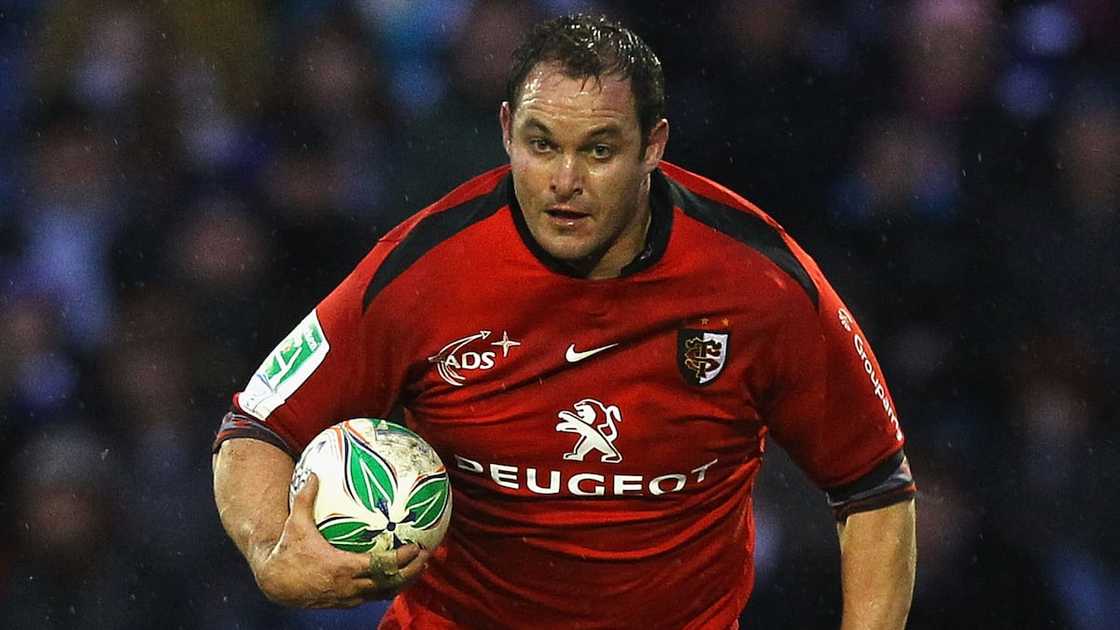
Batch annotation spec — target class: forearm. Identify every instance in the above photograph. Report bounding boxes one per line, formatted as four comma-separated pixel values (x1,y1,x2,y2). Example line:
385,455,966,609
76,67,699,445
213,438,296,574
836,499,916,630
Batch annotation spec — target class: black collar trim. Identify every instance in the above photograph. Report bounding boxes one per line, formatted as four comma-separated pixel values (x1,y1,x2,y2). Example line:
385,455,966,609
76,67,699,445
507,168,674,278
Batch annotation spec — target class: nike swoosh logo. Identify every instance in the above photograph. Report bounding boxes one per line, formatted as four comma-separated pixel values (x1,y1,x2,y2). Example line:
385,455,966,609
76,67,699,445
565,343,619,363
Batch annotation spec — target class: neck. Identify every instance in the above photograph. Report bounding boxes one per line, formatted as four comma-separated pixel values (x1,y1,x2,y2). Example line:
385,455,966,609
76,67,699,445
581,175,653,279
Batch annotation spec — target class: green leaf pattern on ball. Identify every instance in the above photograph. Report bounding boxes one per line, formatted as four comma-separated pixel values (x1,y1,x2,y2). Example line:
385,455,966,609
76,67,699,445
318,517,377,552
346,432,395,513
406,473,450,530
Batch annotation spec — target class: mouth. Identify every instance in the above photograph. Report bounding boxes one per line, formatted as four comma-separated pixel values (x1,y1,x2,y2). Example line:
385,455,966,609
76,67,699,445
544,206,591,227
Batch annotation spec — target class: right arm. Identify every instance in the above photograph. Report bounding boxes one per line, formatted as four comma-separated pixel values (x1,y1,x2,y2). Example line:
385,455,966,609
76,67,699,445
213,232,428,607
213,437,429,608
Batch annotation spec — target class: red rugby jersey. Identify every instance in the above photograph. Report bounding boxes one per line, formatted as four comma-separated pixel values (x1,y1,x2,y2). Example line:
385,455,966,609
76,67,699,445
222,162,909,629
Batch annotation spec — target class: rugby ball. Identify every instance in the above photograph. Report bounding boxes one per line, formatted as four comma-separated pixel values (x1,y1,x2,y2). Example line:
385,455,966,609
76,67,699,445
290,418,451,553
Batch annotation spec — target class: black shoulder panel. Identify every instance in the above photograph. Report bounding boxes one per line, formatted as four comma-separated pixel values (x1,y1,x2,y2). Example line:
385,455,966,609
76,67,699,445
671,182,819,309
362,179,508,310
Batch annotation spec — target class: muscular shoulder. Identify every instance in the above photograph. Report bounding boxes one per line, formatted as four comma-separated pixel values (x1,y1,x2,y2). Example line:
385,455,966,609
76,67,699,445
660,162,820,315
379,165,511,244
358,166,514,311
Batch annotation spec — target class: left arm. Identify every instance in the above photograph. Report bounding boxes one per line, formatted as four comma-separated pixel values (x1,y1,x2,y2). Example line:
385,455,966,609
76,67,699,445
755,233,917,627
836,498,916,630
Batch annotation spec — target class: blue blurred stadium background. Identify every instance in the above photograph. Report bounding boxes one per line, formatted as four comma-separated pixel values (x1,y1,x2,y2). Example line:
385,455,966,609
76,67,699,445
1,1,1117,628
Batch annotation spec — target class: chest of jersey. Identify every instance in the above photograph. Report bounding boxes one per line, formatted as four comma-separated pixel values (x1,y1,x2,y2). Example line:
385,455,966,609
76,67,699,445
387,220,784,500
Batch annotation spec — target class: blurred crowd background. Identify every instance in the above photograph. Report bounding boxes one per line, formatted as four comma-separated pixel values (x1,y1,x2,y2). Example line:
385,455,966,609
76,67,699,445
0,0,1116,628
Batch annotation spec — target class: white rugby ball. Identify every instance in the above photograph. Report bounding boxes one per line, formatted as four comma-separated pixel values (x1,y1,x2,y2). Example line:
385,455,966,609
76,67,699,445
290,418,451,553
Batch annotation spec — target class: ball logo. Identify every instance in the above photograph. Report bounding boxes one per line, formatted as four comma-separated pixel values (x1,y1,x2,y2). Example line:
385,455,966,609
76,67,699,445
320,425,450,552
555,398,623,463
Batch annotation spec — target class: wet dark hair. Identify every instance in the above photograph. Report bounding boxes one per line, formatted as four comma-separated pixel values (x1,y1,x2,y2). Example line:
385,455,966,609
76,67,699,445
507,14,665,143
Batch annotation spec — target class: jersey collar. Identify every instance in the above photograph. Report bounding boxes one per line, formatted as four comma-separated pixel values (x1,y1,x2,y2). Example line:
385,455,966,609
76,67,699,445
506,167,674,278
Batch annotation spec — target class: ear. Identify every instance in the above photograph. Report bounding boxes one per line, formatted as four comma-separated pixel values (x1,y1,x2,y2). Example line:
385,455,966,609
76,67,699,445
500,102,513,158
641,118,669,174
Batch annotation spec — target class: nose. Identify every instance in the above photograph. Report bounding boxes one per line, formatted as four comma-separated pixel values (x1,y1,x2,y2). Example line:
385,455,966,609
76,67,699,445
550,154,583,200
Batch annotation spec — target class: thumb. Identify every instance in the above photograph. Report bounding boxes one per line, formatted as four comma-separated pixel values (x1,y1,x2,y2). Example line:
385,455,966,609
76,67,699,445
291,472,319,522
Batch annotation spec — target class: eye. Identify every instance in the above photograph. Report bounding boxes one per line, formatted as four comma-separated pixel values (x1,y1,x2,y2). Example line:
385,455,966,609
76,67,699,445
591,144,613,159
529,138,552,153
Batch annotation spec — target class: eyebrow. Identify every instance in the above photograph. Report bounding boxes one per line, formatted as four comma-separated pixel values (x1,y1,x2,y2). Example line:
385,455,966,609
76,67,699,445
521,118,624,141
523,118,552,135
585,126,623,140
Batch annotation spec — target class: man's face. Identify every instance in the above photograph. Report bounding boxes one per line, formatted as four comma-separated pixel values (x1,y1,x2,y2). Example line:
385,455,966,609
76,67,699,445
501,63,667,277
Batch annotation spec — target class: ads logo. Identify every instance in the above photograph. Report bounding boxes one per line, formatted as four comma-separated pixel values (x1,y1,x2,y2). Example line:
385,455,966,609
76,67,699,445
428,330,520,386
555,398,623,464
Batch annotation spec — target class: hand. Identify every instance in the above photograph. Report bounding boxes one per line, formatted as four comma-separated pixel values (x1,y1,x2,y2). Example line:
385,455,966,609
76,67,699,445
254,473,432,608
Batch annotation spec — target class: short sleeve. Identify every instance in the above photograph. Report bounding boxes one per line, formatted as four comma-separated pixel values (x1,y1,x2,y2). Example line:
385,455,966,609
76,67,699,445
214,241,407,457
762,266,906,491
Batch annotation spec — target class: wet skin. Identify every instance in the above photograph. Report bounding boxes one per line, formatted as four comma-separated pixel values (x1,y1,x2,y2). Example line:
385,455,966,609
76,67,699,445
500,62,668,279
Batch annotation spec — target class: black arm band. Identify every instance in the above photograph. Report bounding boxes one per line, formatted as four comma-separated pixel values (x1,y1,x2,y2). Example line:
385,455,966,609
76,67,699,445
825,449,916,522
212,410,298,460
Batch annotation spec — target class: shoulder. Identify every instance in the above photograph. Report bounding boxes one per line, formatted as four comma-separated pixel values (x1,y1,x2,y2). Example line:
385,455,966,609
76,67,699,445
380,165,512,244
358,166,513,309
660,161,820,311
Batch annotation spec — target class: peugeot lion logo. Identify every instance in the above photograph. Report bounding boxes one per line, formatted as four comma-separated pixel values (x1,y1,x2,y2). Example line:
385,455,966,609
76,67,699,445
555,398,623,463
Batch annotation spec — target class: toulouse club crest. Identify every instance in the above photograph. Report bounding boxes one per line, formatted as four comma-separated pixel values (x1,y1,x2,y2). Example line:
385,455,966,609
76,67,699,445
677,329,729,386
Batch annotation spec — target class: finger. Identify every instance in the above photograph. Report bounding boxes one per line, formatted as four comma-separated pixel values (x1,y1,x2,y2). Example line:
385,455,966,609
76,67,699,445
290,472,319,523
345,577,380,597
318,596,368,609
368,548,403,582
364,549,429,595
395,544,421,567
366,544,428,590
354,543,418,579
342,566,415,602
396,549,432,583
348,577,398,602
